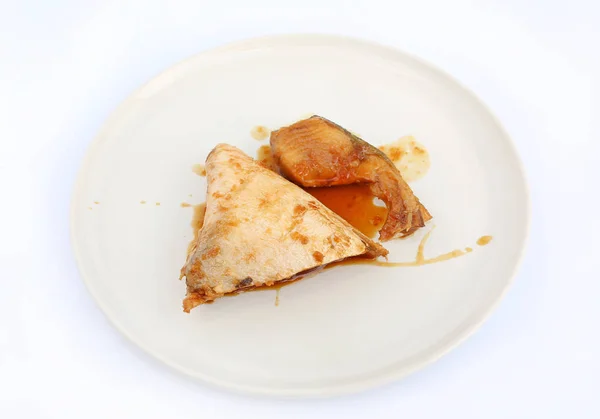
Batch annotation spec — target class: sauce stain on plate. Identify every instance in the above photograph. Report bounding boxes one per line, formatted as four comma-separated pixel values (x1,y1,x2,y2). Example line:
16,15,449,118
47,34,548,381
250,125,270,141
378,136,430,182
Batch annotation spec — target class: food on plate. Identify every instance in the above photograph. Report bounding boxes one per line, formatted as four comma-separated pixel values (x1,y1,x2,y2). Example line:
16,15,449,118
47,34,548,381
180,144,387,311
270,116,432,240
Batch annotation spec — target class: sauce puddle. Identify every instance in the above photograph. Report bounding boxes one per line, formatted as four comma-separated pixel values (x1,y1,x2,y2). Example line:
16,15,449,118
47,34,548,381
305,184,387,238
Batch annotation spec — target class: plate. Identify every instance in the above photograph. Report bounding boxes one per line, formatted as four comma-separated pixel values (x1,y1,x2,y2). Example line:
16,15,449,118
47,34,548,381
71,35,529,397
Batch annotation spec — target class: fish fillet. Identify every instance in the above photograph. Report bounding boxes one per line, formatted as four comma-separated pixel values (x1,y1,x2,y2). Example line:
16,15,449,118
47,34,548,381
270,116,432,240
180,144,387,311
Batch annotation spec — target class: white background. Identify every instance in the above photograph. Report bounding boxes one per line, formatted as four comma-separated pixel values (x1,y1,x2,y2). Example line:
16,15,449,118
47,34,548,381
1,0,599,418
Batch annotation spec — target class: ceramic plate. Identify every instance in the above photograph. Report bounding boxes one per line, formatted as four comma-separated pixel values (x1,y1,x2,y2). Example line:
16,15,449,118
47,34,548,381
71,35,529,397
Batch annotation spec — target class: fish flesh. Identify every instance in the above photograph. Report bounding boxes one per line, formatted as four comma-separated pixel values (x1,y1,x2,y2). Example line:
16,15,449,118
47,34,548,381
180,144,388,311
270,116,432,240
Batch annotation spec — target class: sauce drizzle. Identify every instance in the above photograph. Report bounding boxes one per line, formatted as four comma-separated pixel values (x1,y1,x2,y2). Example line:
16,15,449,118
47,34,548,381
329,229,488,269
275,288,281,306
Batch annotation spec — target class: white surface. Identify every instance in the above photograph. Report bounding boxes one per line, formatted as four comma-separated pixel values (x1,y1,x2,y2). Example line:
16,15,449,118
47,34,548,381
70,35,528,396
1,0,599,417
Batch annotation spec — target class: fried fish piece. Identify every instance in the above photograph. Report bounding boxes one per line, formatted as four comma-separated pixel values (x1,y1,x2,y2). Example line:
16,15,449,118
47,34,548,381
180,144,387,311
270,116,432,240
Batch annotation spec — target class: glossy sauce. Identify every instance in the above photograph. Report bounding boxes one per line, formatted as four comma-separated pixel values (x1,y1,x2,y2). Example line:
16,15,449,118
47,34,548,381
378,136,430,182
305,184,388,238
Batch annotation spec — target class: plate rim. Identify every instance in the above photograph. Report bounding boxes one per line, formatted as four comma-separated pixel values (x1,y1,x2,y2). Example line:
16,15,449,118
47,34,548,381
70,33,531,398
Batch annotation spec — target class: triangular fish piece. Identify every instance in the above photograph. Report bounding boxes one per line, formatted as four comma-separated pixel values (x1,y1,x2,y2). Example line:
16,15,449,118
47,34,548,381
181,144,388,311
